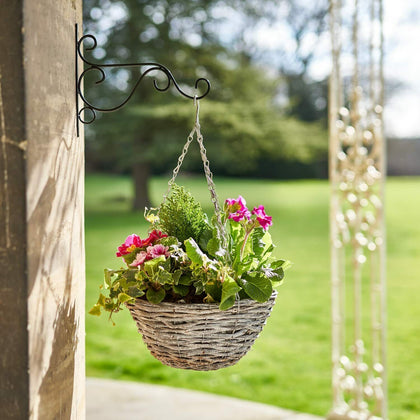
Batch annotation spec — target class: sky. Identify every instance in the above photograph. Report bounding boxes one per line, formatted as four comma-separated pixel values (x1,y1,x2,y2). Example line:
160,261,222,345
249,0,420,138
382,0,420,137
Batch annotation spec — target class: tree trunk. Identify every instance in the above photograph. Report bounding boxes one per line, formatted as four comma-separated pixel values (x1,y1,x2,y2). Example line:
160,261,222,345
133,161,151,210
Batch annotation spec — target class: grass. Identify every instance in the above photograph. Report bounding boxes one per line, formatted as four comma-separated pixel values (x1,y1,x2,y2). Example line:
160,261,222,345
85,174,420,419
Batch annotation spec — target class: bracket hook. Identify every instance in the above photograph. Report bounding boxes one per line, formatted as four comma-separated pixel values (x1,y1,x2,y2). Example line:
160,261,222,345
75,24,211,136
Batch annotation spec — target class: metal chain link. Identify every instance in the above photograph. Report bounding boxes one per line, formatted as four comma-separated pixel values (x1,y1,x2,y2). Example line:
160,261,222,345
160,99,228,253
194,115,228,251
161,127,195,205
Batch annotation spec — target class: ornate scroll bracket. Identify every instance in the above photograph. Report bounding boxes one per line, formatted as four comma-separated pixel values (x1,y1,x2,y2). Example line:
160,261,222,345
74,24,211,137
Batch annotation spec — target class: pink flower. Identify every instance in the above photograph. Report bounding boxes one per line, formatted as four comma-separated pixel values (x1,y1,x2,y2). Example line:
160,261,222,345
116,234,143,257
142,230,168,247
116,231,168,257
147,244,170,259
130,251,148,267
252,205,272,230
225,196,251,222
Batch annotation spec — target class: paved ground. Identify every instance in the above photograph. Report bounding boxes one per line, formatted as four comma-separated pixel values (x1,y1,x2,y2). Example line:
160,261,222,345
87,377,324,420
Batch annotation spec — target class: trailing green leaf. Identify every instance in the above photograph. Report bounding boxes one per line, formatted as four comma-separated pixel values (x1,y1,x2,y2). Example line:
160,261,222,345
104,269,112,288
118,292,134,304
127,286,145,298
89,303,101,316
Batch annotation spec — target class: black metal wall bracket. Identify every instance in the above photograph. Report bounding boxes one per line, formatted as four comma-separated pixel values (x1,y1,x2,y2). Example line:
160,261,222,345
75,24,211,137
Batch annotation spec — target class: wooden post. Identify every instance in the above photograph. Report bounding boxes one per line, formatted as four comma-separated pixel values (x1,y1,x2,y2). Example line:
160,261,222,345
0,1,85,419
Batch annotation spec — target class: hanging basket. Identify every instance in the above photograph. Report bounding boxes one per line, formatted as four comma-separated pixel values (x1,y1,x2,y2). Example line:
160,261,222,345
90,98,290,372
126,291,277,370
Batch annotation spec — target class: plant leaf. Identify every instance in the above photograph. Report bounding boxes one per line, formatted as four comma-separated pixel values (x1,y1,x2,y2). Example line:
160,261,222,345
97,293,107,306
193,279,205,295
229,220,245,243
220,276,241,310
159,236,179,247
198,225,213,252
104,269,112,288
236,255,254,277
219,295,236,310
135,270,147,281
184,238,205,266
143,255,166,276
251,227,266,257
179,273,194,285
271,259,292,271
127,286,145,298
173,284,190,297
118,292,134,304
89,303,101,316
172,269,182,285
157,269,173,285
205,280,222,302
206,237,221,257
242,272,273,302
262,266,284,285
146,287,166,304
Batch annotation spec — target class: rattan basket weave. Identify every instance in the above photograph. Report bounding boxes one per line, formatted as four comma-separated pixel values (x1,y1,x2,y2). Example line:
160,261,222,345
126,291,277,371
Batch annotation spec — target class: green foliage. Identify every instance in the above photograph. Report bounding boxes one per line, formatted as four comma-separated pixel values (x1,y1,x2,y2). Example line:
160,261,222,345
220,277,241,310
156,184,210,244
90,237,197,317
239,272,273,303
90,179,291,317
184,238,207,265
126,100,327,176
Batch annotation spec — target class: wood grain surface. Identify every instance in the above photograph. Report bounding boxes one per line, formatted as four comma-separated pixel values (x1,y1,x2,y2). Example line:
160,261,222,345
1,1,85,419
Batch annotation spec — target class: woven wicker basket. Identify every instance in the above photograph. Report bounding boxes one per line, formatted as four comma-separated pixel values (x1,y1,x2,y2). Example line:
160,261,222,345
126,291,277,371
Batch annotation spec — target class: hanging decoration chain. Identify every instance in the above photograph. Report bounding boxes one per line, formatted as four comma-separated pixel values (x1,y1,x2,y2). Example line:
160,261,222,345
162,99,228,252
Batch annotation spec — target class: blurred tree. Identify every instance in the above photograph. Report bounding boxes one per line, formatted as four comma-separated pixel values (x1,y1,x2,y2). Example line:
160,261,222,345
83,0,233,208
280,0,328,122
82,0,328,209
86,62,327,204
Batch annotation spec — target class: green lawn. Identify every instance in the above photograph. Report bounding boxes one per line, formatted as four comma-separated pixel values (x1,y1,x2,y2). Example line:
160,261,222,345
85,175,420,419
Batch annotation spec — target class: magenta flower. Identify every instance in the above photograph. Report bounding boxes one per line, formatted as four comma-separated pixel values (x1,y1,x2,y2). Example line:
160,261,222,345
142,230,168,247
130,251,148,267
252,205,273,230
147,244,170,259
225,196,251,222
116,234,143,257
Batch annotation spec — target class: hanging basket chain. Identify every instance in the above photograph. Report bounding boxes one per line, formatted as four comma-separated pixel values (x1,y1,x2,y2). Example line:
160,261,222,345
160,99,228,253
161,127,195,202
193,102,228,251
